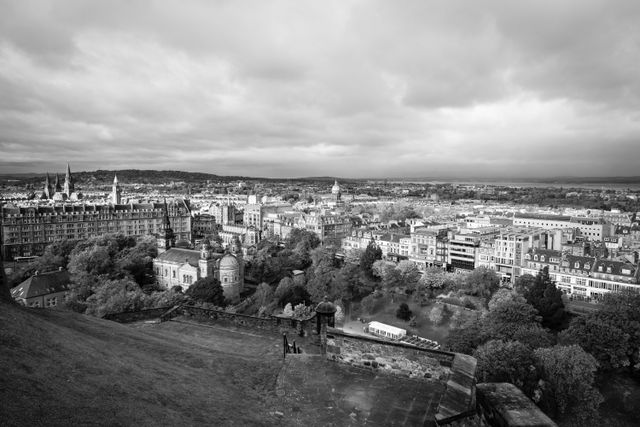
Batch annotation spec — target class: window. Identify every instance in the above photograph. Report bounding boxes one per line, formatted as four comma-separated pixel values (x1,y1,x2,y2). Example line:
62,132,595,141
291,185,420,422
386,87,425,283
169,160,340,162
172,270,176,278
575,262,580,269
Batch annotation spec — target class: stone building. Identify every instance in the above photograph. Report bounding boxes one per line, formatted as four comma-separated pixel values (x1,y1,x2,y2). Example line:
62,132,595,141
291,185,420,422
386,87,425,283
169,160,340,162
10,269,71,308
1,199,192,260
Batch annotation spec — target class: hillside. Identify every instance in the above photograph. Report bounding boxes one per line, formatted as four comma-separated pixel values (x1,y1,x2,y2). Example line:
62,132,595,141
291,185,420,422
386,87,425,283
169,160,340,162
0,303,284,426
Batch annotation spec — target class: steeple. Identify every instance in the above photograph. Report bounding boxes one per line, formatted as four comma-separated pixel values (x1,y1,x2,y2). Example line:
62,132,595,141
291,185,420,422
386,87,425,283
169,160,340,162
63,163,74,196
54,173,62,193
111,173,121,204
43,173,53,199
157,199,175,254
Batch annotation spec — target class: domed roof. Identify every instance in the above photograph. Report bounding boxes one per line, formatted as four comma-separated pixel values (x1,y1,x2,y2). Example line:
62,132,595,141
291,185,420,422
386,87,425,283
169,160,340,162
219,254,239,270
316,297,336,314
331,180,340,194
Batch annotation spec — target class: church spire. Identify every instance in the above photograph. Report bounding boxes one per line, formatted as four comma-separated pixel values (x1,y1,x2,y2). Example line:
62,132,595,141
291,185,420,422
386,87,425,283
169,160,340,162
63,163,74,196
157,198,175,254
43,173,52,199
111,173,121,204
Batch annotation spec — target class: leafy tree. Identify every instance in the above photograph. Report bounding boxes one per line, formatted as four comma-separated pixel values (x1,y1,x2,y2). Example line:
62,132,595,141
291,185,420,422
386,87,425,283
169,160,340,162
275,277,294,304
396,302,413,321
522,267,565,330
85,278,147,317
305,247,338,302
514,273,536,295
360,239,382,279
559,315,630,371
512,324,555,350
482,299,541,340
446,320,484,355
282,302,294,317
419,267,447,290
335,263,374,303
474,340,538,395
594,290,640,371
488,288,526,311
396,260,421,291
534,345,603,423
186,276,226,307
278,285,312,307
0,250,11,303
254,282,274,308
360,293,377,315
464,267,500,302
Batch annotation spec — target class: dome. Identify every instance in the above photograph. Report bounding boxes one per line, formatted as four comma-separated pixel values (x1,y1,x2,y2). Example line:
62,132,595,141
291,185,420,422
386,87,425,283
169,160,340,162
316,297,336,315
219,254,239,270
331,180,340,195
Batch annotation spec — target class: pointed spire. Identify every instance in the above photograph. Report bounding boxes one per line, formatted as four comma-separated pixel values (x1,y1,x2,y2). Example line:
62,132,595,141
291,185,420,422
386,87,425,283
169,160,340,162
45,172,50,185
64,163,74,195
113,173,118,184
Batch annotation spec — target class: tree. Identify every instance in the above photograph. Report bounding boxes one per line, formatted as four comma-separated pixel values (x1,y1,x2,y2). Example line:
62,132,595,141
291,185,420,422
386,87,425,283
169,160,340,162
85,278,147,317
446,320,483,355
464,267,500,302
488,288,526,311
360,239,382,279
305,247,338,302
254,282,274,308
396,302,412,321
559,315,630,371
361,293,377,315
522,267,565,330
186,276,226,307
474,340,537,395
595,290,640,371
0,249,12,303
396,260,421,291
534,345,603,423
482,299,541,341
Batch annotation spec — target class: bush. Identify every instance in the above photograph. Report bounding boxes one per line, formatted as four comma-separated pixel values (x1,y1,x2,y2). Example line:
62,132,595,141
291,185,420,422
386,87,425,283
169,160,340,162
396,303,413,321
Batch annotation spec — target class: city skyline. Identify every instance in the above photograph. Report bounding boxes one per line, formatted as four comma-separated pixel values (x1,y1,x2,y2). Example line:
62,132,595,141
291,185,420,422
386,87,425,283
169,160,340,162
1,1,640,178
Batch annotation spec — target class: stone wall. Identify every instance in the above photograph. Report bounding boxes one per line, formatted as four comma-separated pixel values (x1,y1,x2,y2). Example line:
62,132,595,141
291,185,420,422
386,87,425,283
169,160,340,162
180,305,316,336
103,306,173,323
325,329,455,381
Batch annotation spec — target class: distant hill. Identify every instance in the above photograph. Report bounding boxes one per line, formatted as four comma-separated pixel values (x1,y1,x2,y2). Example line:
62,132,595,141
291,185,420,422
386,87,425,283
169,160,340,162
0,303,283,426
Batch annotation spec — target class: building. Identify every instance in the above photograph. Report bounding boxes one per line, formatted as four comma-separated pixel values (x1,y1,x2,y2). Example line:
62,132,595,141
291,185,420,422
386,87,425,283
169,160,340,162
40,164,82,201
513,213,611,241
1,199,192,260
367,321,406,340
492,227,547,281
10,269,71,308
521,248,640,300
298,212,351,243
409,228,448,270
210,203,236,226
111,174,122,204
192,214,218,241
153,238,244,300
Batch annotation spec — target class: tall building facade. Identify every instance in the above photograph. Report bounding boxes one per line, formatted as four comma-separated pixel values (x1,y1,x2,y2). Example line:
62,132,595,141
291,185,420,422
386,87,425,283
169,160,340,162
1,199,192,260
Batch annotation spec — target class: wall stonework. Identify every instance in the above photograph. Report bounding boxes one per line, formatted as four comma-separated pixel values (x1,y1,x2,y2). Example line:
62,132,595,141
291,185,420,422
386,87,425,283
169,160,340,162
103,307,173,323
325,330,453,380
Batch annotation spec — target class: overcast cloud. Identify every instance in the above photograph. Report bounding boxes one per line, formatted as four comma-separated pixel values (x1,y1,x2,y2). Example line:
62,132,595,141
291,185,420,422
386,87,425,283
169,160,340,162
1,0,639,178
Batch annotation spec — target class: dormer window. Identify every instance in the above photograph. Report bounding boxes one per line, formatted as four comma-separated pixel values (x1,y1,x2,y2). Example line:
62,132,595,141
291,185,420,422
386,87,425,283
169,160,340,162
584,263,590,270
575,262,580,269
622,268,631,275
607,267,612,273
534,255,538,261
540,256,545,262
598,266,603,272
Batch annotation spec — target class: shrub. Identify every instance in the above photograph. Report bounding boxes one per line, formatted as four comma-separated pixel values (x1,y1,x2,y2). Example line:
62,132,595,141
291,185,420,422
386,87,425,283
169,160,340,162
396,303,412,321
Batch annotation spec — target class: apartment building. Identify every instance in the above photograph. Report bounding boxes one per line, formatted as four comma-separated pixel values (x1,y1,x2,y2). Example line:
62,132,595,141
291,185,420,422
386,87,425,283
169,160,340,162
1,199,192,260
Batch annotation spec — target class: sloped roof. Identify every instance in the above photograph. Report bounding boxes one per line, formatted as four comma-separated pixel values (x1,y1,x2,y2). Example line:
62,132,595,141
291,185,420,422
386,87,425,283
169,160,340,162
156,248,223,266
11,270,71,300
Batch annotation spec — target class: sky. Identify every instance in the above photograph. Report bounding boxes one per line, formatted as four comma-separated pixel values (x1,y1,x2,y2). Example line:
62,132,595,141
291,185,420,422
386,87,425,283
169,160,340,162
1,0,639,179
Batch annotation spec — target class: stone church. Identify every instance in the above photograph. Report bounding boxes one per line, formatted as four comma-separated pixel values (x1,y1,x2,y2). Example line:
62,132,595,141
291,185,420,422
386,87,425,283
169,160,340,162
152,213,244,300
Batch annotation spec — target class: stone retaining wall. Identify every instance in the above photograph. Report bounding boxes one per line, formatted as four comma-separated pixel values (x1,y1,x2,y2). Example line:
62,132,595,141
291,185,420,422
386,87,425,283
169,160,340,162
103,306,172,323
180,305,316,336
325,329,455,380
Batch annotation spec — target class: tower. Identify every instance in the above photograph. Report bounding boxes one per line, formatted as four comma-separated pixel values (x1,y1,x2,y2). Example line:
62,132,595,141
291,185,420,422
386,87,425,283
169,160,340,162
331,180,341,202
111,173,122,204
157,199,175,254
42,173,53,199
54,173,62,194
63,163,74,197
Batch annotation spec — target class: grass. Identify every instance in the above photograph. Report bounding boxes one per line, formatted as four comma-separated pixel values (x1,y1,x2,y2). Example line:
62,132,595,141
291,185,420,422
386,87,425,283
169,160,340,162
0,302,285,426
350,293,480,344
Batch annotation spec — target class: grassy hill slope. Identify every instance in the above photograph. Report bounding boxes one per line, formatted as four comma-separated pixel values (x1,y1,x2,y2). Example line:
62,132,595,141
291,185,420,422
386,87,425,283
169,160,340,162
0,304,283,426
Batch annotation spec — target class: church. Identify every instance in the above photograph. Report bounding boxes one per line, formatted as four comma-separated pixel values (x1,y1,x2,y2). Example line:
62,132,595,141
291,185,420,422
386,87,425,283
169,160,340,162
152,213,244,301
41,163,82,201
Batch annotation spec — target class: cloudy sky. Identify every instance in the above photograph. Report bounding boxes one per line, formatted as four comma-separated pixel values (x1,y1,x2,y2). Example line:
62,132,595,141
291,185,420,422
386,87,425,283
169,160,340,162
1,0,639,179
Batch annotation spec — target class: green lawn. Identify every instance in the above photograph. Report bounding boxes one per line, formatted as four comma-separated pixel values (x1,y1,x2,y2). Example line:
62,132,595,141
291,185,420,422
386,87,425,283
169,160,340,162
0,302,285,426
350,293,480,345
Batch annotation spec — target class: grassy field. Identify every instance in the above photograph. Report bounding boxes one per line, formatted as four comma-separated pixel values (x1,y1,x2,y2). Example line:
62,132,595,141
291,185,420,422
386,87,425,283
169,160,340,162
0,302,285,426
349,293,480,344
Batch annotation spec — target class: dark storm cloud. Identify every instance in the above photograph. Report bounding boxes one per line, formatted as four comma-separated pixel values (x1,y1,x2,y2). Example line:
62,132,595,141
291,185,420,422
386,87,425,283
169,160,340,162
0,0,639,178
